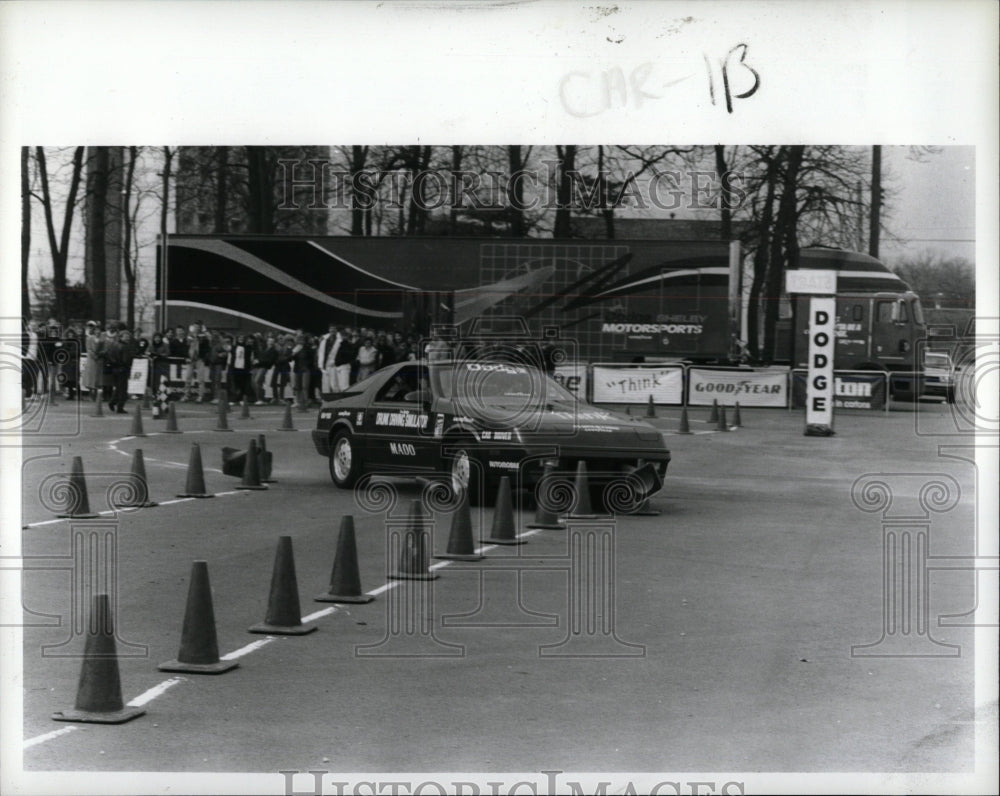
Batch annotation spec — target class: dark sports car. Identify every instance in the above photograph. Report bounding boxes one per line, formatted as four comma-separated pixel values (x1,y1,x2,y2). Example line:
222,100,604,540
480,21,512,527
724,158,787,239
312,359,670,509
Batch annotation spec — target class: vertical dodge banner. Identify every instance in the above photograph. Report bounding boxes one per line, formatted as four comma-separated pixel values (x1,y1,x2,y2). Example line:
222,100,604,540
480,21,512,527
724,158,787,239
805,297,836,435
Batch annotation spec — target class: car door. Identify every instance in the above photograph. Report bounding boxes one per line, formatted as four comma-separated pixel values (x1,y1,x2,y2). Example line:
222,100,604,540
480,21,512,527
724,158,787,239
365,363,437,474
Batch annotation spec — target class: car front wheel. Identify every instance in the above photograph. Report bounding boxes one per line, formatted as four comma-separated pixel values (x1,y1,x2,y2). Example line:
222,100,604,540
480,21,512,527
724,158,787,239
329,429,362,488
446,442,487,505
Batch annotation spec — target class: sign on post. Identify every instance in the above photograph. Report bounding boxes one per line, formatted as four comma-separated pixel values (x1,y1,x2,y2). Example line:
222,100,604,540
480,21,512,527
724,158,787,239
804,298,836,435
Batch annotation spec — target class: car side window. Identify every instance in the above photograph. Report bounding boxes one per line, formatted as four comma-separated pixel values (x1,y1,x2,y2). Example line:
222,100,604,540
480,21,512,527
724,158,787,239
375,366,430,403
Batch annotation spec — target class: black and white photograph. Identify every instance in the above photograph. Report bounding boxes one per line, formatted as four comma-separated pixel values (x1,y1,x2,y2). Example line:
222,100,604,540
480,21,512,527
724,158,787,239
2,2,997,795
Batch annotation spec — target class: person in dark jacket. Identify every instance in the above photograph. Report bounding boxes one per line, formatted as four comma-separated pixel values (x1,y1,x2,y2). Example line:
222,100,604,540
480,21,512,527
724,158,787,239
107,329,138,413
272,335,294,403
257,333,278,404
228,334,254,404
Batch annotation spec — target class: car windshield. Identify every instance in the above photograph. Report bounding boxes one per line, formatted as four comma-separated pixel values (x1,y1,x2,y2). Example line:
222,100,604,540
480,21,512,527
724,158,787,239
432,361,577,404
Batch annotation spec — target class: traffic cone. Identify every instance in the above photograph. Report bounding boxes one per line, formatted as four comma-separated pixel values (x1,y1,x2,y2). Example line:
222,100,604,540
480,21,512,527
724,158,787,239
249,536,317,635
631,459,661,516
277,403,297,432
568,461,597,519
527,463,565,530
434,489,484,560
717,405,728,432
389,500,440,580
732,402,743,428
142,387,152,410
129,404,147,437
56,456,99,518
236,439,268,490
315,516,375,602
708,399,719,423
177,442,214,498
48,371,58,405
221,446,246,477
482,476,525,545
164,401,182,433
646,394,656,418
120,449,157,508
296,388,309,413
91,392,104,418
678,405,691,434
258,434,275,483
240,398,251,419
51,594,145,724
214,399,233,432
625,405,631,416
159,561,239,674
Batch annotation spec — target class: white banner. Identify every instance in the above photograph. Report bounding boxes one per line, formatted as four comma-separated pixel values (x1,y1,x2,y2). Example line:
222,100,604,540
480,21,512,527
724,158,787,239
551,362,586,397
127,357,149,396
805,297,836,429
592,366,684,405
688,368,787,407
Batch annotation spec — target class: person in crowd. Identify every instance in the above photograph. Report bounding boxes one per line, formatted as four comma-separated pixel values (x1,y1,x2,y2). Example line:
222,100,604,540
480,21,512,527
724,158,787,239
135,332,150,358
150,331,171,399
308,333,323,405
228,333,253,404
316,322,338,395
57,324,82,398
291,331,313,405
170,325,188,359
333,327,356,390
273,335,294,403
194,325,212,402
356,336,378,381
209,333,230,403
38,318,62,395
255,332,277,404
22,319,40,399
424,328,452,362
99,325,117,403
106,327,138,414
376,331,395,370
82,320,102,401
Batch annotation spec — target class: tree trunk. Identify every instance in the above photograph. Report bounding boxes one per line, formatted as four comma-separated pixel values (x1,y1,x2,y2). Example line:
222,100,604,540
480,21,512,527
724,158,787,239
21,147,31,320
123,146,137,329
451,146,464,235
553,145,576,238
746,150,777,360
598,145,615,239
350,145,367,236
762,145,804,363
715,145,732,241
214,146,229,233
160,147,173,329
38,146,84,324
246,146,274,233
868,145,882,258
506,145,527,237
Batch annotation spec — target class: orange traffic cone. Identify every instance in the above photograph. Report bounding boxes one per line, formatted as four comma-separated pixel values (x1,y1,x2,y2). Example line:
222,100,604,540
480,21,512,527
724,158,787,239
56,456,99,518
646,394,656,418
129,404,147,437
159,561,238,674
257,434,275,483
568,461,597,519
708,399,719,423
678,405,691,434
142,387,152,410
249,536,317,634
717,405,728,432
120,449,157,508
51,594,145,724
315,515,375,603
435,489,484,560
482,476,525,545
732,401,743,428
177,442,214,498
277,403,297,432
236,439,268,490
389,500,440,580
164,401,182,433
214,399,233,432
91,392,104,418
527,463,565,530
240,398,251,419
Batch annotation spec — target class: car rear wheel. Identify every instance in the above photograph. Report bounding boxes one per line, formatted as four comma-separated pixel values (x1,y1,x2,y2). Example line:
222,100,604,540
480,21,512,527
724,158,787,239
329,429,362,488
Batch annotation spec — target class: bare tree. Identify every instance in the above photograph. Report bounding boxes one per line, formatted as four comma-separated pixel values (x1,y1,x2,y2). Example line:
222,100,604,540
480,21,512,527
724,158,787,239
34,146,85,323
21,147,31,319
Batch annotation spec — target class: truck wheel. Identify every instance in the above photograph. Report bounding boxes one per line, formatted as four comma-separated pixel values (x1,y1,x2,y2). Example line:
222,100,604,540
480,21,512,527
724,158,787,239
329,428,362,488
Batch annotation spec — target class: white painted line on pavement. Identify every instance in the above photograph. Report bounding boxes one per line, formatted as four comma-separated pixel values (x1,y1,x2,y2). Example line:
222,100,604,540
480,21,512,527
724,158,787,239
126,676,185,707
221,637,275,660
23,725,79,749
367,581,401,597
301,606,337,623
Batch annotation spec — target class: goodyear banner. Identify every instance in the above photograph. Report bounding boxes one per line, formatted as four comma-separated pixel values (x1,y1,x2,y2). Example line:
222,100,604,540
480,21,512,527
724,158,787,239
791,371,887,410
688,368,788,407
591,365,684,405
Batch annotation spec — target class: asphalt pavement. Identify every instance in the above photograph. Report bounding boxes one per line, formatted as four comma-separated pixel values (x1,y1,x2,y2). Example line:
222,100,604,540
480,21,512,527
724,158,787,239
11,395,994,789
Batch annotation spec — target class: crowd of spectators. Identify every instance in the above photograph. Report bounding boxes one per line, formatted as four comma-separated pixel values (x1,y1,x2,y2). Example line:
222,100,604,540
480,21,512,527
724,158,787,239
22,318,444,410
